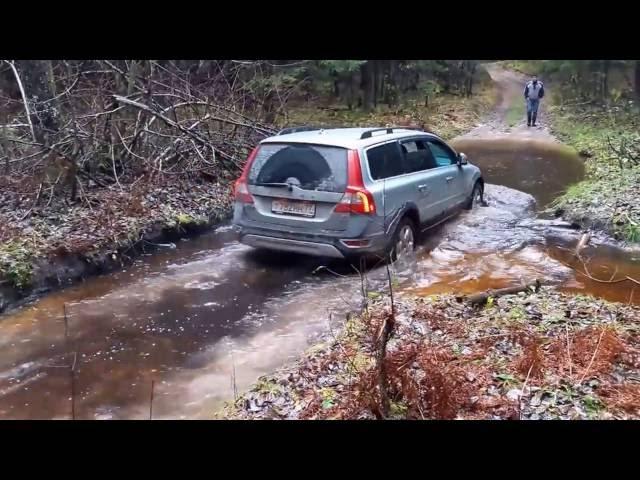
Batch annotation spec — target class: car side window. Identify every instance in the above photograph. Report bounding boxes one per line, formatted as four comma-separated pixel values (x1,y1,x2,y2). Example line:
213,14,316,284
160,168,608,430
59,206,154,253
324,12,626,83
367,142,404,180
427,140,457,167
400,139,438,173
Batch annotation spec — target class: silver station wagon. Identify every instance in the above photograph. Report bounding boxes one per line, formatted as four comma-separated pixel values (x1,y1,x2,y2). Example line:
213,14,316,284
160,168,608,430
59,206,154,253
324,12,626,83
233,126,484,261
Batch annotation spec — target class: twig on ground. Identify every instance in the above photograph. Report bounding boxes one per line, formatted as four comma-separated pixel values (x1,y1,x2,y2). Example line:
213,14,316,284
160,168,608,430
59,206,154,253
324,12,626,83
578,328,606,385
519,361,534,420
566,324,573,377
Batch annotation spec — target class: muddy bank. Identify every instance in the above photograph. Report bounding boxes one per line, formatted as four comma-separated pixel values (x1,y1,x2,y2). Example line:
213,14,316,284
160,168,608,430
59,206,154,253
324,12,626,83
545,104,640,243
0,213,229,315
220,289,640,420
0,180,233,315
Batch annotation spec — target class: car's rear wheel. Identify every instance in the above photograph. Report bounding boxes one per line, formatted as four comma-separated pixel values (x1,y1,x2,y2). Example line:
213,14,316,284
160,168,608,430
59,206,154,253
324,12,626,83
465,182,483,210
389,217,417,262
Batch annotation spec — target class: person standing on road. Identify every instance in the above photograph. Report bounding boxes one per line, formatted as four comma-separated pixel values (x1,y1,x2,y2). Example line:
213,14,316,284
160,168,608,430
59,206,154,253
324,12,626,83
524,75,545,127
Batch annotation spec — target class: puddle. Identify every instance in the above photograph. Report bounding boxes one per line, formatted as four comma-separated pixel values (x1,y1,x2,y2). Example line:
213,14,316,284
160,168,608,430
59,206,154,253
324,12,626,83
451,138,584,207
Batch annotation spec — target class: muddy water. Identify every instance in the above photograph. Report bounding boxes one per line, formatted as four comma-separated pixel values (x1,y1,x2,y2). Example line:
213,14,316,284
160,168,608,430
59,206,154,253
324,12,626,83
0,228,360,419
404,184,640,305
405,139,640,305
451,138,584,207
1,138,638,419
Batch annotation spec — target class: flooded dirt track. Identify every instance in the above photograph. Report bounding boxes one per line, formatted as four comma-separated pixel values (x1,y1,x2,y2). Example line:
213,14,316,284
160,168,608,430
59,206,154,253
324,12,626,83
1,137,639,420
451,138,585,207
402,139,640,305
0,227,360,419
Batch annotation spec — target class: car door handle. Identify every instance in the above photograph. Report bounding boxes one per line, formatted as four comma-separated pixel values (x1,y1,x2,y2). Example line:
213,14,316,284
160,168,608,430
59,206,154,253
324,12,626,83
445,176,454,182
417,184,430,193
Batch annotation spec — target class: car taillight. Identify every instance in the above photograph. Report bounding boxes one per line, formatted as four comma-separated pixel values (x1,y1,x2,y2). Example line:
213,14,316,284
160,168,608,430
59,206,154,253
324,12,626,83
234,179,253,203
234,146,259,204
335,188,376,214
335,149,376,214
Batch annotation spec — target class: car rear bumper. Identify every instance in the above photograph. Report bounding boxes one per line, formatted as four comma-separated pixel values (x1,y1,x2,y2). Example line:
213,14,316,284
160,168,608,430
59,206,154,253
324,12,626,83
234,222,388,259
241,234,346,258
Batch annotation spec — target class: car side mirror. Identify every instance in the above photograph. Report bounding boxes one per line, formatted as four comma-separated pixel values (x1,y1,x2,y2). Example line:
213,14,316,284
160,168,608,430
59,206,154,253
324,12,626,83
458,152,468,166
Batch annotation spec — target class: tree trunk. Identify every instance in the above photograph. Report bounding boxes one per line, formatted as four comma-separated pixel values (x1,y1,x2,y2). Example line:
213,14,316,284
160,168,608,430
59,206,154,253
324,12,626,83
466,62,477,97
603,60,610,99
360,61,374,112
18,60,59,144
372,61,379,108
1,125,9,174
377,61,386,104
386,60,397,106
127,60,139,96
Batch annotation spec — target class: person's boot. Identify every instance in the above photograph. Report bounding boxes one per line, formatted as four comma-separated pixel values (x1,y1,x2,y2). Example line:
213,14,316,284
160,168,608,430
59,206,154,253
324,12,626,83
532,112,537,127
527,112,532,127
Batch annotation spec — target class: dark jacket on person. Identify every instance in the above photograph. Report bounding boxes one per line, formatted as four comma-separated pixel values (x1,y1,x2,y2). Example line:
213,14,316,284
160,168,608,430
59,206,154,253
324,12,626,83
524,81,545,100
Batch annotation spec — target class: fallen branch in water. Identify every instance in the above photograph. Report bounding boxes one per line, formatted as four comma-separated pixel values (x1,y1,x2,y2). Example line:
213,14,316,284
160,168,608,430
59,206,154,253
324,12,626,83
457,280,542,306
575,232,591,257
554,255,640,287
517,219,581,230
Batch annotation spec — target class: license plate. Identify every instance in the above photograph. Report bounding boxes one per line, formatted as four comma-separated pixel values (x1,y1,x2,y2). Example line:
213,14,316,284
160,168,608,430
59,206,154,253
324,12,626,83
272,199,316,217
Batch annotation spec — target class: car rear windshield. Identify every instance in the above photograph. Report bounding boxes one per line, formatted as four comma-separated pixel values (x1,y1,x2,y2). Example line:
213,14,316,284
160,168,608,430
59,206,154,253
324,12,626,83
248,143,348,193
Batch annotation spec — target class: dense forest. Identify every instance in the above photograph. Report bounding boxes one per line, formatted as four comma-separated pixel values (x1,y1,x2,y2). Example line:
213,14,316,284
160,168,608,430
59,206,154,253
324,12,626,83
509,60,640,102
0,60,486,201
2,59,638,205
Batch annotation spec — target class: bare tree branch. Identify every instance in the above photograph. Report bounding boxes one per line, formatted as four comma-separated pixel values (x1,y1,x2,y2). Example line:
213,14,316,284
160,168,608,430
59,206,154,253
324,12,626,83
3,60,37,142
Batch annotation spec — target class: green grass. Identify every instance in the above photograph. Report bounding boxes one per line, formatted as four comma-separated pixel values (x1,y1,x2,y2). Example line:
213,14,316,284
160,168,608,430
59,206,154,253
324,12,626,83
253,377,283,396
508,305,527,322
623,222,640,243
582,395,604,418
546,101,640,241
548,180,598,209
500,61,539,76
0,239,34,289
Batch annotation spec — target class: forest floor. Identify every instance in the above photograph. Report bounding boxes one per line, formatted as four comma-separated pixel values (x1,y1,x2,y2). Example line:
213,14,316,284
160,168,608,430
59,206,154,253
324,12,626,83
218,290,640,420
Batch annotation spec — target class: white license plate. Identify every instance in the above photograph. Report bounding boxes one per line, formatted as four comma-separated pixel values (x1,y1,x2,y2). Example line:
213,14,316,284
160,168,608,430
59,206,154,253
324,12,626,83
272,199,316,217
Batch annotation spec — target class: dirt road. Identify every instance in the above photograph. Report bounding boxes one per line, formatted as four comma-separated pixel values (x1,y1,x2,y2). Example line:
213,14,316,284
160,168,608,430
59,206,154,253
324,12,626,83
459,63,557,142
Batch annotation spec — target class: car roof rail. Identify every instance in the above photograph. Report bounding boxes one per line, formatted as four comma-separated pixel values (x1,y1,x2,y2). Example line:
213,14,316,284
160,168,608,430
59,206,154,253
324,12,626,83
277,126,322,135
360,126,423,139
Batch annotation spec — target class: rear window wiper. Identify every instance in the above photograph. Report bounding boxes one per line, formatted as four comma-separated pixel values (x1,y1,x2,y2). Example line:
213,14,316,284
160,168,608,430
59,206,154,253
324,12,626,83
252,182,295,189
